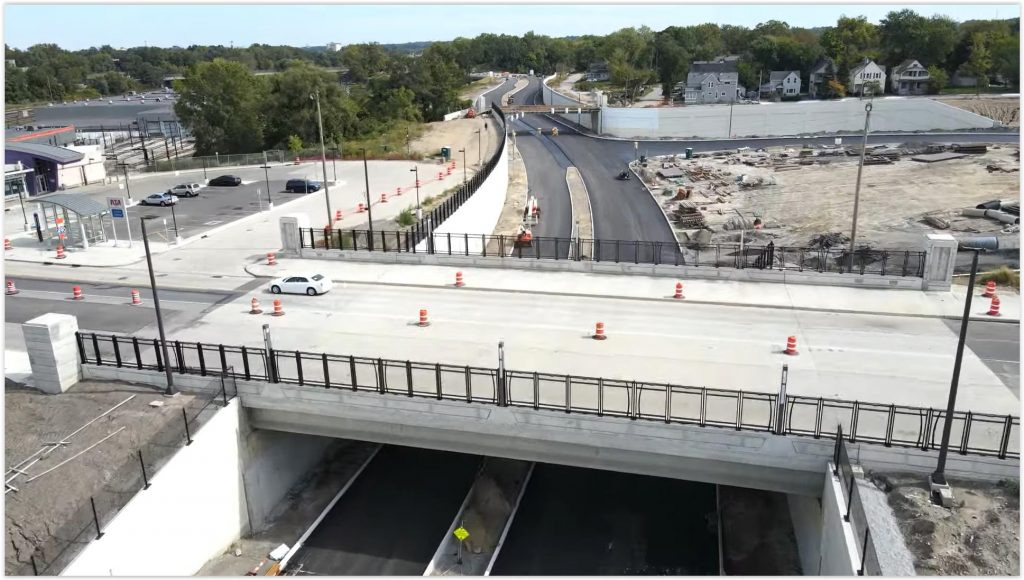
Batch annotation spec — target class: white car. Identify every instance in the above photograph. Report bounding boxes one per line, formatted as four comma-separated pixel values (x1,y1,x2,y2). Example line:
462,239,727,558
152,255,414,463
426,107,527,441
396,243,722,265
269,274,333,296
168,183,200,197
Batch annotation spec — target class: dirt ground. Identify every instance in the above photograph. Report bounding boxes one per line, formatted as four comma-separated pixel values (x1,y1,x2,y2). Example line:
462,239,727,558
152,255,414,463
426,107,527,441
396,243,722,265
945,97,1020,127
197,441,379,576
410,116,498,169
459,77,503,102
640,145,1021,251
869,472,1020,575
4,380,204,574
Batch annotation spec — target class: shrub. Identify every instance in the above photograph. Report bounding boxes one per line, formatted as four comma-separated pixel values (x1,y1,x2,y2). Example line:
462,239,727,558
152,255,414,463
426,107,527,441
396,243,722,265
395,208,415,227
978,266,1020,289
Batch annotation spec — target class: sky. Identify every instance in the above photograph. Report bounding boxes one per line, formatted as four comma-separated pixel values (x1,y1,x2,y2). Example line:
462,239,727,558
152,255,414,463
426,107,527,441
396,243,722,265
3,2,1018,51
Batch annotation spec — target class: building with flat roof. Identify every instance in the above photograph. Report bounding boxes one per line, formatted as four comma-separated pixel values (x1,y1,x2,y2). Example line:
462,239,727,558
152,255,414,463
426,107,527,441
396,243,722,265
4,141,105,196
6,125,77,147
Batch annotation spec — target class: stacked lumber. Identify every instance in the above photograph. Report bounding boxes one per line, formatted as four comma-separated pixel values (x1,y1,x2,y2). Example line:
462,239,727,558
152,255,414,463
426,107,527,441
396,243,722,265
672,201,705,228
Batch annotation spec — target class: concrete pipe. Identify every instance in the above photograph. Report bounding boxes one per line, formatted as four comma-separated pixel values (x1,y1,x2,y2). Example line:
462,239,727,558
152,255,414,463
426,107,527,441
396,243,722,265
985,210,1020,225
961,208,988,218
975,200,1002,210
959,237,999,250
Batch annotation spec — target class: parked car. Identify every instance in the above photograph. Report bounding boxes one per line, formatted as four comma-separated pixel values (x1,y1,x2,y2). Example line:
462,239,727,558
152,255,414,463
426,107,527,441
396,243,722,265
168,183,200,197
208,175,242,186
140,193,179,206
285,179,323,193
269,274,333,296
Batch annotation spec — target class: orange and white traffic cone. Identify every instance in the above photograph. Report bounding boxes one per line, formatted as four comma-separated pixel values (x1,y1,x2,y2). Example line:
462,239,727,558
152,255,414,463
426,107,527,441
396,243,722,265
673,282,684,299
593,322,607,340
784,335,798,355
987,296,1001,317
3,238,11,251
6,280,18,295
335,209,342,222
396,187,403,196
266,253,277,266
437,171,444,181
982,280,997,298
250,297,262,314
71,285,83,301
357,203,365,213
55,245,66,259
380,192,388,203
446,166,452,176
418,309,430,327
130,289,142,305
455,272,464,287
271,299,284,317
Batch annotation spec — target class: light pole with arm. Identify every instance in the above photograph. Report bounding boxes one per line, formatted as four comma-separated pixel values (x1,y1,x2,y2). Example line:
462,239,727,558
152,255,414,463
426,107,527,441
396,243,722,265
930,248,982,499
458,148,467,186
475,129,482,166
310,91,332,226
847,101,873,272
359,148,374,249
139,216,175,396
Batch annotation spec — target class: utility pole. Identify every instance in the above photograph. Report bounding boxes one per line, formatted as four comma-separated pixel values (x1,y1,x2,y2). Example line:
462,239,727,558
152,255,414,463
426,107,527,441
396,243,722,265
311,91,332,226
360,148,374,249
140,216,175,396
728,99,735,138
847,102,873,272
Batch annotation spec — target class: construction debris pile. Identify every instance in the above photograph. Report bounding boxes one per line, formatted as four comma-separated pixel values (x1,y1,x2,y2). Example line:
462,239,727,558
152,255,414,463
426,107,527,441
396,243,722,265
637,141,1020,252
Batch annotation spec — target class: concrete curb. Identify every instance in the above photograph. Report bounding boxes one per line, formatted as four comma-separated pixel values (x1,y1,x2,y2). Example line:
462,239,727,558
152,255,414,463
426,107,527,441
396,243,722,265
245,264,1018,324
628,161,680,252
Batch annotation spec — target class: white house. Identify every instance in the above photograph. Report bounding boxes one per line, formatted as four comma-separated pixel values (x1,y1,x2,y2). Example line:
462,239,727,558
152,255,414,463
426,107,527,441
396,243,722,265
761,70,801,98
889,59,930,95
849,58,886,97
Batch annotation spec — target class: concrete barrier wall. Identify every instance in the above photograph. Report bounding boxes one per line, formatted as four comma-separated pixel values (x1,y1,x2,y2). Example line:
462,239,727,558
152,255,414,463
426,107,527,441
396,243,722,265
62,401,249,576
541,75,595,131
819,464,860,575
298,248,925,290
787,493,824,574
416,138,509,255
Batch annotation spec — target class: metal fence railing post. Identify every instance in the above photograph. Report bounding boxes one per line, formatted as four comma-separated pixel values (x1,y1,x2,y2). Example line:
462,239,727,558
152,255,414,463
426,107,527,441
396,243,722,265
76,332,87,363
182,408,192,446
844,473,855,522
89,497,104,539
138,450,151,489
858,529,870,576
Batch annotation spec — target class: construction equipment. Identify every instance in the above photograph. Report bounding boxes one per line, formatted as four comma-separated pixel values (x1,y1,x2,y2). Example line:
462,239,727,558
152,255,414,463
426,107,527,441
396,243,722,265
514,224,533,248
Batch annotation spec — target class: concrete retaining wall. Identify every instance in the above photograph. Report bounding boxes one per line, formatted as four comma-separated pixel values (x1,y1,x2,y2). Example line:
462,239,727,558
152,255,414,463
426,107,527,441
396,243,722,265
541,75,596,131
297,248,925,290
81,366,1021,497
787,493,824,574
415,137,510,255
62,401,249,576
819,464,860,575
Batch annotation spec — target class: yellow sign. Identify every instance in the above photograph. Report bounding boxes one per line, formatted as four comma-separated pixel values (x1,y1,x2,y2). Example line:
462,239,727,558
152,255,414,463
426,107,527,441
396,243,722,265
453,527,469,542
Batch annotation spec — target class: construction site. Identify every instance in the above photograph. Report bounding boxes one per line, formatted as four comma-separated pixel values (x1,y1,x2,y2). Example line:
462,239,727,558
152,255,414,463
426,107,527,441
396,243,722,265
636,141,1021,270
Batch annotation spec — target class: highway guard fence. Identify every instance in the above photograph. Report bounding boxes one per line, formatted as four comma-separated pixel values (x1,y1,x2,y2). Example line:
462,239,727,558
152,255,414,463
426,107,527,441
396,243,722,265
76,333,1018,463
149,149,288,173
11,370,237,576
834,426,881,575
298,228,927,277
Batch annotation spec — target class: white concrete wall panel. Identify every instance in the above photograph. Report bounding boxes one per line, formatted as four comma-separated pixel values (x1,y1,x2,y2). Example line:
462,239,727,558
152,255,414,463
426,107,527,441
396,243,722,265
62,402,248,576
818,464,859,575
787,493,824,574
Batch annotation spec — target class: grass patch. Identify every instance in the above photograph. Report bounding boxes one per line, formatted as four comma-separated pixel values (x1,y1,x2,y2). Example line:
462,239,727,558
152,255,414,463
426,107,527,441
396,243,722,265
978,265,1020,289
395,208,416,227
335,122,427,161
939,86,1015,95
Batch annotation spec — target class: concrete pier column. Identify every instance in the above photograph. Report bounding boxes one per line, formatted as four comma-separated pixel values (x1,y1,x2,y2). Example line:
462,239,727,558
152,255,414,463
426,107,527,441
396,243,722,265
23,313,81,394
279,213,310,255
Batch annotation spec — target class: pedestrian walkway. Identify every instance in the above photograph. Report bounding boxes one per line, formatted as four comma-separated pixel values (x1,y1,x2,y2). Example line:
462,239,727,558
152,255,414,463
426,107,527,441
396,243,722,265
246,258,1021,323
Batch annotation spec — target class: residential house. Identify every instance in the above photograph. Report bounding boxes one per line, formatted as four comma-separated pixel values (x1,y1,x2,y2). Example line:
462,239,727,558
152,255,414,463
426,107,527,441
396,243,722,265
586,61,610,82
679,56,745,104
808,57,837,98
760,70,802,99
849,58,886,97
889,60,930,95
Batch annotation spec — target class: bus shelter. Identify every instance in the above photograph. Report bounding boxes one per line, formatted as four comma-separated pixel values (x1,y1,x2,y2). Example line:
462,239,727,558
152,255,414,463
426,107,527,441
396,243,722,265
33,193,109,249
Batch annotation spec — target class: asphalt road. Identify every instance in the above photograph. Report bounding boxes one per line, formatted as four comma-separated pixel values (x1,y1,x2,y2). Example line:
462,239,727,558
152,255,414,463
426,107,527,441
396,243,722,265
512,128,573,257
489,463,719,575
4,277,236,334
285,445,481,576
480,77,519,110
941,319,1020,396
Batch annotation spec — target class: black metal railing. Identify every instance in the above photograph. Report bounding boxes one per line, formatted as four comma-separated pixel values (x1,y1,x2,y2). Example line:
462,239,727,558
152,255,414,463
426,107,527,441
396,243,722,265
76,333,1019,461
834,426,881,575
300,227,926,277
12,370,236,576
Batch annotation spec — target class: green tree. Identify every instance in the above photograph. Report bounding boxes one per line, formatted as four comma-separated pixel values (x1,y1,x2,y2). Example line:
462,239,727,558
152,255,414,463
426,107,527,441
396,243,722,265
654,34,687,98
926,65,949,93
174,59,268,155
287,135,303,155
964,32,992,95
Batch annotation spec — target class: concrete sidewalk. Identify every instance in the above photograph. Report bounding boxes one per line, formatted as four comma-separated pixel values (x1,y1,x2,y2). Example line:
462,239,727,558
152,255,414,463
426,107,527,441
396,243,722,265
247,258,1021,323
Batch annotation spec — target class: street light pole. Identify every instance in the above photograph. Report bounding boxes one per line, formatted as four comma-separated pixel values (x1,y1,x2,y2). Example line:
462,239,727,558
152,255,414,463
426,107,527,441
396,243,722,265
169,203,180,242
360,148,374,249
930,248,982,494
311,91,332,226
459,148,467,186
410,166,422,220
262,151,273,210
121,164,132,203
728,100,734,138
847,102,873,272
140,216,175,396
475,129,482,166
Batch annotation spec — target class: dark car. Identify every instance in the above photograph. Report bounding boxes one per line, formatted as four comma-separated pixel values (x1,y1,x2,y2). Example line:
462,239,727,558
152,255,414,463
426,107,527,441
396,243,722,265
285,179,322,193
208,175,242,186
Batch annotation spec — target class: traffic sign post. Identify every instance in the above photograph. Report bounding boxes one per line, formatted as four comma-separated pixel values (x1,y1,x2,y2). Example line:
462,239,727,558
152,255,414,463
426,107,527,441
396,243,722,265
107,197,133,247
453,524,469,565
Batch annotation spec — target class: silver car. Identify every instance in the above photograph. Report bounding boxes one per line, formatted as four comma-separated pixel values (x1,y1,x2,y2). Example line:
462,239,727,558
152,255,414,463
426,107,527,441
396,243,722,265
168,183,200,197
141,193,179,206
